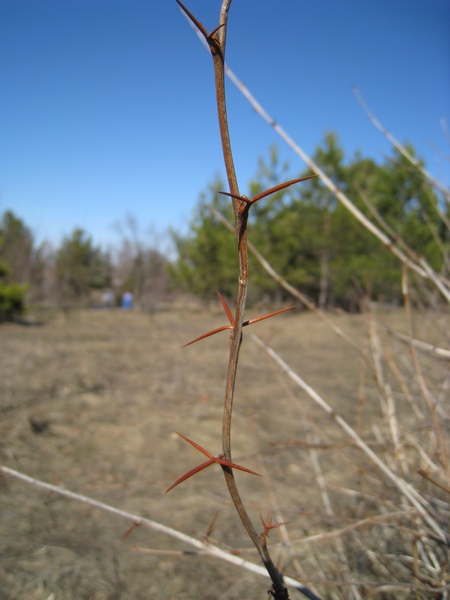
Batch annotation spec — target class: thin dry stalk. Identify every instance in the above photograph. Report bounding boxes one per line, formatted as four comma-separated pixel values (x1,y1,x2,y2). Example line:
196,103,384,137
367,312,409,475
410,441,443,476
368,313,389,420
402,267,449,486
383,337,424,420
418,256,450,303
352,86,450,209
278,510,415,549
306,428,362,600
355,183,427,264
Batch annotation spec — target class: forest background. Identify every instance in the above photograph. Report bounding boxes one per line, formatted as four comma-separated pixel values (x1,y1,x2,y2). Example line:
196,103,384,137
1,131,448,319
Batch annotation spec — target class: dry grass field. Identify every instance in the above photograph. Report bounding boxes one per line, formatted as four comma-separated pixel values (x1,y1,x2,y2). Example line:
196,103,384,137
0,305,448,599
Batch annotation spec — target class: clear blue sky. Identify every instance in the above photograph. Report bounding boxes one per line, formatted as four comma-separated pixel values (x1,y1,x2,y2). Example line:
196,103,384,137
1,0,449,251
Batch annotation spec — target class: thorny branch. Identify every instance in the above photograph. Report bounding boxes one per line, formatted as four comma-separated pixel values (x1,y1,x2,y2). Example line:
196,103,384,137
204,2,287,597
176,1,320,598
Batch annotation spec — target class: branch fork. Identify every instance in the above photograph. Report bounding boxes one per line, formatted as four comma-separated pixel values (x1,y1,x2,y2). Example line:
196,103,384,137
165,431,260,494
219,175,317,214
184,290,295,347
176,0,224,57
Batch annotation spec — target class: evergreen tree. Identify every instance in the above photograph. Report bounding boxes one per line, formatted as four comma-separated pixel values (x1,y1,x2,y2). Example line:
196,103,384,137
170,177,238,300
170,137,447,309
0,210,34,284
55,228,111,304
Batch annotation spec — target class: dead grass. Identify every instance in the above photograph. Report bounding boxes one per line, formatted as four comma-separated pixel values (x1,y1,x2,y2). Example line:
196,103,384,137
0,306,448,599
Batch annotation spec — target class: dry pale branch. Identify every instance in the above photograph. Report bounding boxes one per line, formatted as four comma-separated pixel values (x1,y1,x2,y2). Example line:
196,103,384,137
354,183,430,265
0,464,318,598
380,322,450,361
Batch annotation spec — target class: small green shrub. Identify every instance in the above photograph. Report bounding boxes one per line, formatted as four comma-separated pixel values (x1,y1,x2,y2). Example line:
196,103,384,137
0,263,27,321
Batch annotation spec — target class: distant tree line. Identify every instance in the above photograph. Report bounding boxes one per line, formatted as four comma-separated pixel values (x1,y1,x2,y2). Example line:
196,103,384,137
0,211,170,320
170,133,448,310
1,132,447,320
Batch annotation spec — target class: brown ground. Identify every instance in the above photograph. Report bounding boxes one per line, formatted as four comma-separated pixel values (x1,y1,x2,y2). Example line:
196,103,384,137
0,305,448,599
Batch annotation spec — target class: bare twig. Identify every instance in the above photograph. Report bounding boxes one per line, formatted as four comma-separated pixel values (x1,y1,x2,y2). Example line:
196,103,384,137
0,465,318,598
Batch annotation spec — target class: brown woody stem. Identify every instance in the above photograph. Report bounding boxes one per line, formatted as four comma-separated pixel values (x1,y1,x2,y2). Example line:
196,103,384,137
209,2,289,598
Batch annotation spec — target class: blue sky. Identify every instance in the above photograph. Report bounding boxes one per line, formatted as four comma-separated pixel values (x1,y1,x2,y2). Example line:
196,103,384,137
0,0,449,251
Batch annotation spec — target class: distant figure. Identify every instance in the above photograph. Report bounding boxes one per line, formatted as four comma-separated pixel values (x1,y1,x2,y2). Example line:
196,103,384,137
122,291,133,310
102,290,113,308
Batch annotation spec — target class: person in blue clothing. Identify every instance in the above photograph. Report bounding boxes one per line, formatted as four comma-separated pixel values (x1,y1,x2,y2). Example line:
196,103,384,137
121,291,133,310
